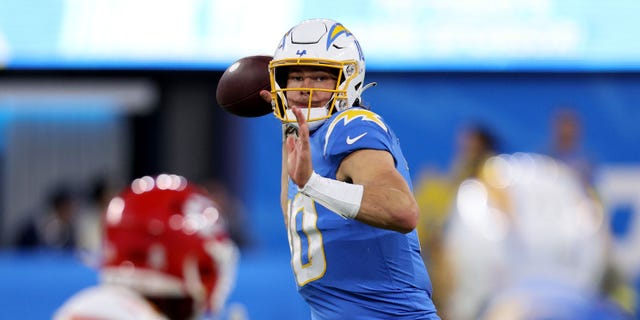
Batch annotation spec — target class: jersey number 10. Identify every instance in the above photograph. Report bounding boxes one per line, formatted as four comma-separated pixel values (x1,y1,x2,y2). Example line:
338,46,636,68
287,195,327,286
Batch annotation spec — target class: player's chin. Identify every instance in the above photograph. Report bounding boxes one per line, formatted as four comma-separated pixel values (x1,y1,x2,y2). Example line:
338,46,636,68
289,101,324,109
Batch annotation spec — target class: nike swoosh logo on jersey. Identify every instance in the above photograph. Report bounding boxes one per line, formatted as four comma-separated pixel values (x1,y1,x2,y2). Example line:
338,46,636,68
346,132,368,145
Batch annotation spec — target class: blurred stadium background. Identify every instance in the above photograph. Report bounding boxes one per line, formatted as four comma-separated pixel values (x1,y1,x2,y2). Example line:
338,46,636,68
1,1,639,319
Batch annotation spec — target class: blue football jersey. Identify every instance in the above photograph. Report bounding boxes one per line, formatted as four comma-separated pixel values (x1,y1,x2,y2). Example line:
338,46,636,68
285,107,439,319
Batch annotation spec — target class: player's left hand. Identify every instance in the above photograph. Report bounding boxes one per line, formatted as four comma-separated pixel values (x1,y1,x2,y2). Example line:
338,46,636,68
286,106,313,188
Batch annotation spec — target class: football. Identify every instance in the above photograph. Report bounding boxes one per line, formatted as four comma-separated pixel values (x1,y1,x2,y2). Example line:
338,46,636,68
216,55,273,117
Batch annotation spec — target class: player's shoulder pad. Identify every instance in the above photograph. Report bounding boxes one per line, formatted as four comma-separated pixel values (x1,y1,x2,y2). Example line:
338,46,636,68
322,108,389,156
326,108,388,134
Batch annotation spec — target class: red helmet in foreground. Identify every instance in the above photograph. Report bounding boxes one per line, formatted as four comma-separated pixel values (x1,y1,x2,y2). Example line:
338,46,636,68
102,174,238,319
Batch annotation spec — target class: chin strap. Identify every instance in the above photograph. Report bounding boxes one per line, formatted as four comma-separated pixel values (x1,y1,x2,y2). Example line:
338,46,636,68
361,82,378,94
352,82,377,109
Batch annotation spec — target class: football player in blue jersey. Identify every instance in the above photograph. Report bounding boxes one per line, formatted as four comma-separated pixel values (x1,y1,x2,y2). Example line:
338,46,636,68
260,18,440,319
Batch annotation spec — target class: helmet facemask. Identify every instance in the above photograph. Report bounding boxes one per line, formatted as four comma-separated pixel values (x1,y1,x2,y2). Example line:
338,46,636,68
270,58,361,131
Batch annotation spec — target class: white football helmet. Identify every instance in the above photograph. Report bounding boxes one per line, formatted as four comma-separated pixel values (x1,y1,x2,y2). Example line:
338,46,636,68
269,18,367,130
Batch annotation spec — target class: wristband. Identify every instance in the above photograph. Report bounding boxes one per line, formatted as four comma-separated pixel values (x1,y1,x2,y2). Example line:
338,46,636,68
298,171,363,219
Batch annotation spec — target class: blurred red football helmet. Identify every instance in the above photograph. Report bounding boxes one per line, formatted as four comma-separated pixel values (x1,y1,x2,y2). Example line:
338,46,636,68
101,174,238,319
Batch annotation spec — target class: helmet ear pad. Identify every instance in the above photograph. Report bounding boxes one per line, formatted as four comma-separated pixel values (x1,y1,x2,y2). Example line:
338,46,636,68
275,66,289,90
275,93,286,117
274,66,290,116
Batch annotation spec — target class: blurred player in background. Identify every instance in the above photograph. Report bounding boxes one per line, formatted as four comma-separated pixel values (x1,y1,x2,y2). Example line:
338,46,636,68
75,176,119,264
449,124,499,187
547,107,596,188
15,185,78,250
546,108,638,316
259,18,440,319
443,152,631,320
413,123,499,318
54,174,239,320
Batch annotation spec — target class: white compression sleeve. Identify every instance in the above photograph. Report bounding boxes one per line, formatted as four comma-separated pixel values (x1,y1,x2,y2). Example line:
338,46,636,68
298,171,364,219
